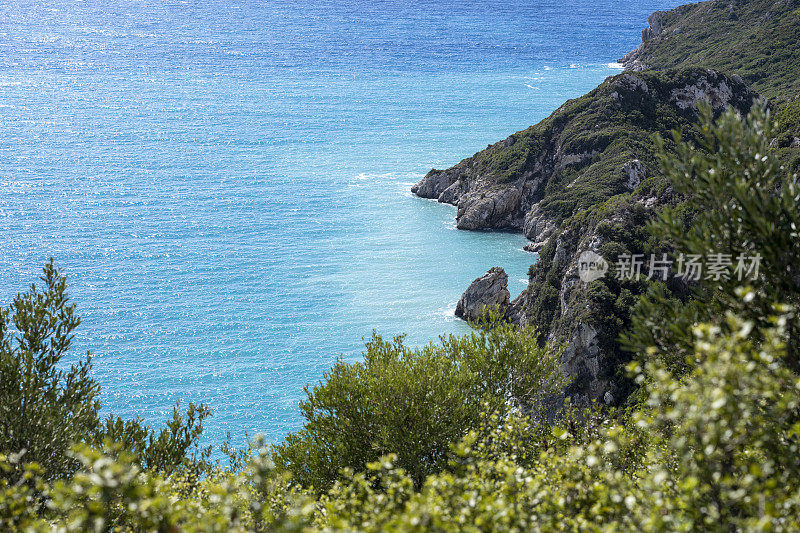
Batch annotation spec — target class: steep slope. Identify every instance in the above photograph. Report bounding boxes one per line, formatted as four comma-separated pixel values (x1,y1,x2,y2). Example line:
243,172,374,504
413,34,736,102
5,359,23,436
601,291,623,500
619,0,800,103
414,68,753,246
414,0,800,404
416,68,755,402
620,0,800,165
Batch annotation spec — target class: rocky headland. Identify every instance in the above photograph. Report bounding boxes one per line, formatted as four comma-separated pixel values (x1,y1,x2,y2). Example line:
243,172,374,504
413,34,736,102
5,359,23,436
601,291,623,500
414,0,800,404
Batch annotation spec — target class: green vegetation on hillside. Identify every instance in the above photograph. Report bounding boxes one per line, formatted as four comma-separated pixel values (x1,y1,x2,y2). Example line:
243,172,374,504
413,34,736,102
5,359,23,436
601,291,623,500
507,0,800,404
444,67,752,227
533,69,745,223
628,0,800,103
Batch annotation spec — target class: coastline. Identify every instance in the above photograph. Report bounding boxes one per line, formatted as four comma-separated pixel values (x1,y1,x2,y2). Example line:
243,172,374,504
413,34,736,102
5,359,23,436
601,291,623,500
411,4,761,403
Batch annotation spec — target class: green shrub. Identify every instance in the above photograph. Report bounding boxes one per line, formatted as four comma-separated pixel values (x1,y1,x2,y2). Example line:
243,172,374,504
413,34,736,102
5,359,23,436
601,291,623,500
315,311,800,532
273,314,565,492
0,260,101,483
97,401,212,478
0,261,211,485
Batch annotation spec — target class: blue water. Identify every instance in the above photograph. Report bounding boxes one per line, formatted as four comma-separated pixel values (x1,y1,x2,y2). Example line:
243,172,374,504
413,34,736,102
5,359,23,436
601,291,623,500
0,0,685,447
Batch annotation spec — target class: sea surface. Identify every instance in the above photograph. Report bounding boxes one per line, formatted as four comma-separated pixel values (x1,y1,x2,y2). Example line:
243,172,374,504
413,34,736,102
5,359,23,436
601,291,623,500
0,0,685,447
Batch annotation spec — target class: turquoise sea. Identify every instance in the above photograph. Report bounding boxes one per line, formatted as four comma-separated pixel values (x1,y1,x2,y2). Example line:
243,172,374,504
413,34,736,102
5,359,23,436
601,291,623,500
0,0,684,447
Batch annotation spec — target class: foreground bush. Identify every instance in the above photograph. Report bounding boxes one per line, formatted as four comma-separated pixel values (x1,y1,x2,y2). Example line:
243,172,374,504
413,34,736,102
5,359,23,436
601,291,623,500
316,311,800,532
1,443,310,532
4,312,796,532
0,261,211,486
273,313,566,492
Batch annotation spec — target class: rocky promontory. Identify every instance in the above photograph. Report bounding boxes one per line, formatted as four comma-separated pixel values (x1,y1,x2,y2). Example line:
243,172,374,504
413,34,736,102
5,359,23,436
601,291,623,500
412,68,753,238
617,11,669,71
415,0,800,405
414,67,757,403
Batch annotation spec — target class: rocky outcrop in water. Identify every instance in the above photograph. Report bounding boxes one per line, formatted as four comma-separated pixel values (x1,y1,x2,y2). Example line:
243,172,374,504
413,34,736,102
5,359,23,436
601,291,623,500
455,267,510,321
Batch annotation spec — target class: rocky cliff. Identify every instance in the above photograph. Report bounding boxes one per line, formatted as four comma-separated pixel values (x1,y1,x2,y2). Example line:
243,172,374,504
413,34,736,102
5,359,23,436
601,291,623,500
416,67,755,403
618,0,800,103
418,0,800,404
413,67,754,236
618,11,670,72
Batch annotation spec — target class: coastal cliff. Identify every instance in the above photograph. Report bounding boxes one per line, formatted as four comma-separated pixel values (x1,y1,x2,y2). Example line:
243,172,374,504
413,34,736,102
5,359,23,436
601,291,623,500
416,68,755,403
413,67,753,244
416,0,800,404
618,0,800,104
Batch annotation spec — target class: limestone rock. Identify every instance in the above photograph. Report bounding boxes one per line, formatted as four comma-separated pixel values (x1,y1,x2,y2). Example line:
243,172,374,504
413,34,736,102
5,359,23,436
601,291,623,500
438,179,468,204
561,323,603,402
670,71,737,111
617,74,649,94
456,187,523,230
618,11,667,71
455,267,510,321
523,242,544,253
523,204,556,243
505,291,528,325
411,168,457,200
622,159,646,190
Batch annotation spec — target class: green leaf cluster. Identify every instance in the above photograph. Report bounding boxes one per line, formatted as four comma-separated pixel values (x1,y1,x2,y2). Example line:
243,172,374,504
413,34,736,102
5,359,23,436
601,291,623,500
273,312,566,492
0,261,212,487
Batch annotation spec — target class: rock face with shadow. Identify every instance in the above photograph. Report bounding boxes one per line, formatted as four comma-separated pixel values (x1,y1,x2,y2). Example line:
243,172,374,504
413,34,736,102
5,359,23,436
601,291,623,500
455,267,510,322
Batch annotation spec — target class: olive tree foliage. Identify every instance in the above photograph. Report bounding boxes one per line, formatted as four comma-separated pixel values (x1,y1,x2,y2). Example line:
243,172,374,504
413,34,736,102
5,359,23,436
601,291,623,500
315,312,800,532
625,103,800,373
633,312,800,530
97,401,212,477
4,313,799,532
0,260,211,485
1,442,312,533
273,311,566,492
0,260,101,482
